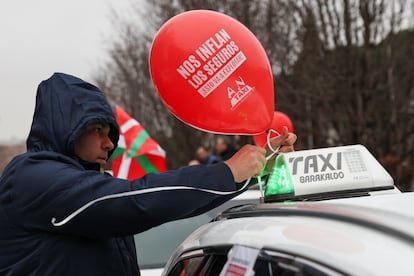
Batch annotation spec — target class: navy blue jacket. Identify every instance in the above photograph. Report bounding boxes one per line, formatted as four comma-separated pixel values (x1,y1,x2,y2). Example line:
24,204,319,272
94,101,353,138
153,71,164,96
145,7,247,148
0,73,238,275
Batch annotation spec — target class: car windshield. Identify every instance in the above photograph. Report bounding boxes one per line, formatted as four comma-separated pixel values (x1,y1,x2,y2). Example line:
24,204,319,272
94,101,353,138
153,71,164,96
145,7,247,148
134,190,261,269
134,213,212,269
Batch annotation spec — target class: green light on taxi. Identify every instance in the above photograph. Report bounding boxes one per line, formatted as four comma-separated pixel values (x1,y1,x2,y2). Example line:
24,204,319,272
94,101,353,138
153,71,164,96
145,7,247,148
265,154,294,200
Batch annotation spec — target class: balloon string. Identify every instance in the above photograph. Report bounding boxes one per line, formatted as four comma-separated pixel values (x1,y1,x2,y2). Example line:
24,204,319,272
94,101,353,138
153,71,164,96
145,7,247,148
257,129,282,200
51,177,251,227
266,129,281,153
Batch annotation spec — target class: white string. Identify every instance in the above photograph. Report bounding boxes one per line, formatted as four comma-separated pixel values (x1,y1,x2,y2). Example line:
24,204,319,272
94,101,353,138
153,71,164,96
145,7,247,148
51,178,251,227
266,129,281,154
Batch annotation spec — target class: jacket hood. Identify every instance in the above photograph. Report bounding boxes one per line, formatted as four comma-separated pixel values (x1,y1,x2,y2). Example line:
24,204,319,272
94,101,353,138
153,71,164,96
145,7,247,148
26,72,119,158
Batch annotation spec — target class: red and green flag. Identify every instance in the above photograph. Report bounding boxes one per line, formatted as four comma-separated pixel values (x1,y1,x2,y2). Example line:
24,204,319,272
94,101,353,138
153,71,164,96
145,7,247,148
111,106,167,180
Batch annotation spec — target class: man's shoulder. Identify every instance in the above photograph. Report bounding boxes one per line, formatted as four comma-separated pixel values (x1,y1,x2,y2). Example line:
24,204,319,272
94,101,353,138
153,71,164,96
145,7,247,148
2,151,81,179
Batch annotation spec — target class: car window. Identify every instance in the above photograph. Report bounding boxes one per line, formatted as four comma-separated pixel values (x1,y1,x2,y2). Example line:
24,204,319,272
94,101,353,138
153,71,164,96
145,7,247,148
134,191,261,269
134,214,211,269
254,250,343,276
168,247,344,276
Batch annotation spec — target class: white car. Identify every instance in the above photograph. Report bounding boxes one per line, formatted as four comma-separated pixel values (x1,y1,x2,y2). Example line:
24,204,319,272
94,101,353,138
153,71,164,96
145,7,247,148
162,145,414,276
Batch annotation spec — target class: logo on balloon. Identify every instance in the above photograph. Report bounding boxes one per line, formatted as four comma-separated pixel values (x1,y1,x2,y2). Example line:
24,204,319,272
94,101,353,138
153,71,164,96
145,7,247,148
227,76,253,109
150,10,274,135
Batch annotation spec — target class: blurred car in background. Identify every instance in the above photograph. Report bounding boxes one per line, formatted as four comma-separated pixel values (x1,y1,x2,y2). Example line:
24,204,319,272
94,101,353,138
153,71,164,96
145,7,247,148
160,144,414,276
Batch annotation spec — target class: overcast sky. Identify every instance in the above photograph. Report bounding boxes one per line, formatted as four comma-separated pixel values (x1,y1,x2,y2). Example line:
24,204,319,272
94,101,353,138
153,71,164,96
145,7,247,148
0,0,134,143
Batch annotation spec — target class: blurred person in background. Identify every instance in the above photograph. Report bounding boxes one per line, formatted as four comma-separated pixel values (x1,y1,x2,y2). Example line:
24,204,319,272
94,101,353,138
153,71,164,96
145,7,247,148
214,135,238,161
195,146,218,165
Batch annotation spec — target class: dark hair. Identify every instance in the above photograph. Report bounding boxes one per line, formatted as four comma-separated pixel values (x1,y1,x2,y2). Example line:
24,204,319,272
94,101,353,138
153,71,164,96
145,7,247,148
216,135,232,145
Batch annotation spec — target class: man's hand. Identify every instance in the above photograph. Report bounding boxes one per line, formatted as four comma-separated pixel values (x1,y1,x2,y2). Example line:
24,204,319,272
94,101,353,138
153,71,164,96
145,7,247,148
265,126,297,154
225,127,297,183
224,145,266,183
263,126,297,174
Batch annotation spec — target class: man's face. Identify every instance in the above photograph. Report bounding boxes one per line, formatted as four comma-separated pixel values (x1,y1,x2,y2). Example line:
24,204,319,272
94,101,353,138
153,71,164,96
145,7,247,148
215,138,227,154
74,123,114,172
196,147,209,161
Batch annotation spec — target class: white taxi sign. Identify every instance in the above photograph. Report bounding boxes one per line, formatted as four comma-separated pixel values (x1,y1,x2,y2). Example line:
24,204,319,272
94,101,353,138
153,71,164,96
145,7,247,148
265,144,394,199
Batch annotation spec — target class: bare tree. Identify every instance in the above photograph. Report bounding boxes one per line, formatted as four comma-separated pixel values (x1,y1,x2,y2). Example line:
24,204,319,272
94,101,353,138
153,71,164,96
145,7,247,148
274,0,414,190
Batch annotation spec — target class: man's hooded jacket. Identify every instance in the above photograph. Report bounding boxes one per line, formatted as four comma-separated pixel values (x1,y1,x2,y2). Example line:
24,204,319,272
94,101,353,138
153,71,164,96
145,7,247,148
0,73,238,275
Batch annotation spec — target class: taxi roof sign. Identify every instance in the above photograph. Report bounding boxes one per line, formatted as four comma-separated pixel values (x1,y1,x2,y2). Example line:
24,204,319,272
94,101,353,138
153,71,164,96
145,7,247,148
264,144,395,202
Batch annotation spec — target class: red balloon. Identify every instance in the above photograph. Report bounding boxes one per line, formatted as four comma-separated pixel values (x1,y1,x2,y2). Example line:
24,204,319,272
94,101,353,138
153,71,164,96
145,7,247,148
149,10,274,135
253,111,294,147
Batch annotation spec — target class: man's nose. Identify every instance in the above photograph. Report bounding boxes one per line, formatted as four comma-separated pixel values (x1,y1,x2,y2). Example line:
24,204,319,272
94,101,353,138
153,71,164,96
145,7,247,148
103,135,114,151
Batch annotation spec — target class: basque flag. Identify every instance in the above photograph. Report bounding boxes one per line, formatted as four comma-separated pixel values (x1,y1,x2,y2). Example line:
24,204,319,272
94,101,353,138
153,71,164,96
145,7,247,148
111,106,167,180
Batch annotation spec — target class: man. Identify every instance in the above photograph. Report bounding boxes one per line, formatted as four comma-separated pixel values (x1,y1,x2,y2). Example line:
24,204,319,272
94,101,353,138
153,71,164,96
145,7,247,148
195,146,218,165
214,135,238,161
0,73,296,275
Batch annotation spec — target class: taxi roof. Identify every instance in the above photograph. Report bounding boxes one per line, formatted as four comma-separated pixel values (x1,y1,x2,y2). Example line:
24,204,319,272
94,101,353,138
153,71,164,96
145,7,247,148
171,192,414,275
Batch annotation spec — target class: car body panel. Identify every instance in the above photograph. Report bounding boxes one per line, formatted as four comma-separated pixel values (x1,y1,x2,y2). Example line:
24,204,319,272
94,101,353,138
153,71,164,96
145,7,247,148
164,191,414,275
